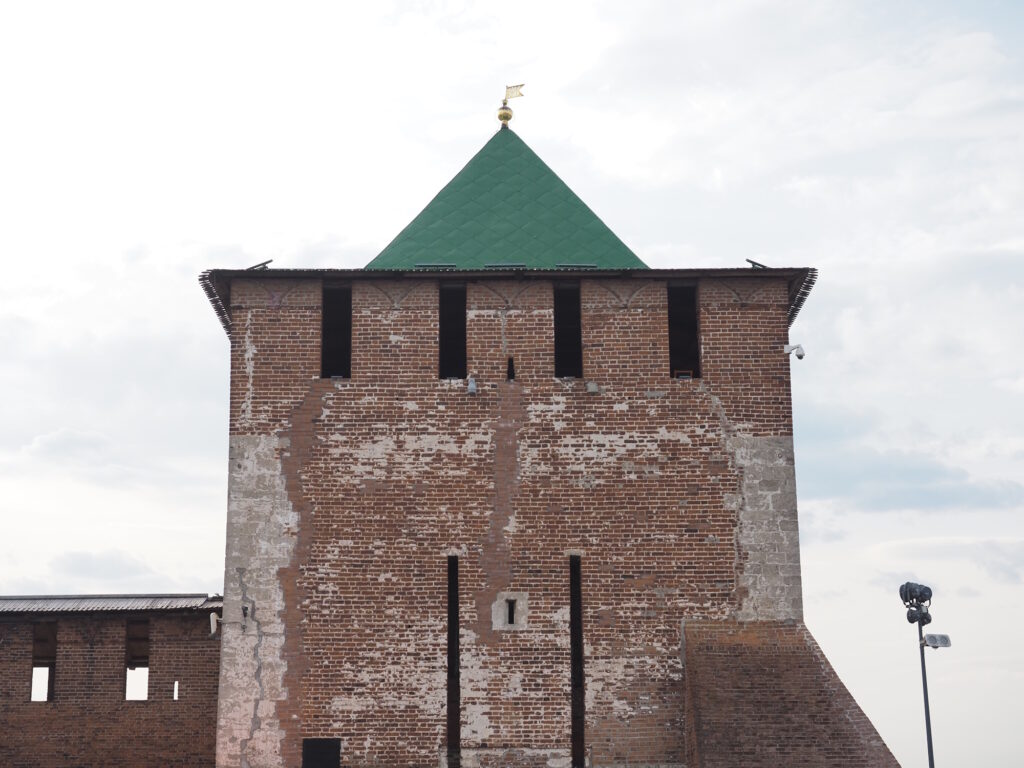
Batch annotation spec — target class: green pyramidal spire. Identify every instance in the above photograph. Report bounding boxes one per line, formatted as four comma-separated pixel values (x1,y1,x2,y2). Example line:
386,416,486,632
366,127,647,270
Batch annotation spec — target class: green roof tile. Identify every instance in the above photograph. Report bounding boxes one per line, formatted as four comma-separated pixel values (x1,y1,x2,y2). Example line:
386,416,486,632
366,127,647,270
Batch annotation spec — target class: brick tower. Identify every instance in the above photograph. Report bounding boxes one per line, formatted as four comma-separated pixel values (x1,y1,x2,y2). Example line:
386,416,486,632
201,108,898,767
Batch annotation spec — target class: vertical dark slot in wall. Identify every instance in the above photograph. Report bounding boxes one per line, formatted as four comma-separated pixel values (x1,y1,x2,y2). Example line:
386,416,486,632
439,284,467,379
554,283,583,378
301,738,341,768
124,619,150,700
31,622,57,702
447,555,461,767
667,284,701,379
569,555,585,767
321,286,352,378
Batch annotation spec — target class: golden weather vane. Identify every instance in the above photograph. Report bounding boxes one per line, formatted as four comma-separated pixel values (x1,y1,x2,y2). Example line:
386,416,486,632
498,84,525,126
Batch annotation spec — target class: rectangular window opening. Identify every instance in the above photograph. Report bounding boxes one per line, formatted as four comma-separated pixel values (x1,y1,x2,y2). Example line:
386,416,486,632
125,619,150,701
173,680,179,701
30,666,52,703
439,284,467,380
31,622,57,702
447,555,461,767
321,285,352,378
668,284,701,379
506,598,517,625
506,356,515,381
554,284,583,378
570,555,585,768
302,738,341,768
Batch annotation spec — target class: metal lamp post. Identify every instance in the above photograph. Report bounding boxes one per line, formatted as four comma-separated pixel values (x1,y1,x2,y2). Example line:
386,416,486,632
899,582,951,768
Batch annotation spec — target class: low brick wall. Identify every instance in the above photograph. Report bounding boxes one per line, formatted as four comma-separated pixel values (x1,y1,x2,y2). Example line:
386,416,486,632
683,621,899,768
0,612,220,768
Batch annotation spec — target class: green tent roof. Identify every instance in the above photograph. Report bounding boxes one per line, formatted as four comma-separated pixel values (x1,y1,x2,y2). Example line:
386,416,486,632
365,127,647,270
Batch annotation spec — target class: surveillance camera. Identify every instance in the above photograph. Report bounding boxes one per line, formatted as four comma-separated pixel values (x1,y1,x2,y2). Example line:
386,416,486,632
784,344,805,360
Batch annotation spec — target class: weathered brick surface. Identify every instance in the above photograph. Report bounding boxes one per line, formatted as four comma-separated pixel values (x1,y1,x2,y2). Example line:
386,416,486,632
214,273,891,767
683,621,900,768
0,612,220,767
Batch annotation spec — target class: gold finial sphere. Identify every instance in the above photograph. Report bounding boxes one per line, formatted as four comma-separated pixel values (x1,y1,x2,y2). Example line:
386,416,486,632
498,100,513,126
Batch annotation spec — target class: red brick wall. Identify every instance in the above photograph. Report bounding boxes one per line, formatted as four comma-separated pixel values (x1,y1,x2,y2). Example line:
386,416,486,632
683,621,900,768
0,612,220,768
699,278,794,435
228,278,322,436
221,274,810,767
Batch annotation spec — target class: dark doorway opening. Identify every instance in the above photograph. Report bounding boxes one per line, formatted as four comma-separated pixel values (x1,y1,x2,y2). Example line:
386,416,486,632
302,738,341,768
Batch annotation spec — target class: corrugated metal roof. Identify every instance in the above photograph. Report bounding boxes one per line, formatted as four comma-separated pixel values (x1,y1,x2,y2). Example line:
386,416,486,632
0,594,222,614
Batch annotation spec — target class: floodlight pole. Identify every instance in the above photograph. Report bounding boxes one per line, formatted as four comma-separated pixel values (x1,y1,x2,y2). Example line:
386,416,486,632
917,620,935,768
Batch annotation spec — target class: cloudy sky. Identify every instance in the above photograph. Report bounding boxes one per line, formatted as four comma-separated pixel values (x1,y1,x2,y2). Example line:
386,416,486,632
1,2,1021,765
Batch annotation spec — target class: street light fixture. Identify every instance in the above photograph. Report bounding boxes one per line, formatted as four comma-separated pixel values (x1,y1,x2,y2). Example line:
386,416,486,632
899,581,951,768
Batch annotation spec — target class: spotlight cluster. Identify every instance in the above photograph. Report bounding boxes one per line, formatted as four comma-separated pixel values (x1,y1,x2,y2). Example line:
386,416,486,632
899,581,933,626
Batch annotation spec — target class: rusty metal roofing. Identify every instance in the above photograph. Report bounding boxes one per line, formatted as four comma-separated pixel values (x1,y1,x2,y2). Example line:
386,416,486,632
0,594,222,614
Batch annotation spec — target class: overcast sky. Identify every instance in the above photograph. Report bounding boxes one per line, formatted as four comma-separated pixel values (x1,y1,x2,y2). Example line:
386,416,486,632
1,2,1021,766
